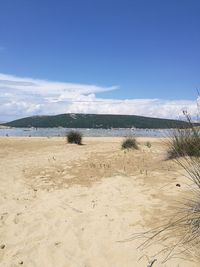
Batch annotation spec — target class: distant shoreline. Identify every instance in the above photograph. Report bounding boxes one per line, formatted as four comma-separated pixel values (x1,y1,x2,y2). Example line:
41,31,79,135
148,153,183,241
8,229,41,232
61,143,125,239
0,127,170,138
0,125,11,129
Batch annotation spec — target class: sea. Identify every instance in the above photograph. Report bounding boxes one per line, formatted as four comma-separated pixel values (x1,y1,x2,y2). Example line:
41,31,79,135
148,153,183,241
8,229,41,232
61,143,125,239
0,127,171,138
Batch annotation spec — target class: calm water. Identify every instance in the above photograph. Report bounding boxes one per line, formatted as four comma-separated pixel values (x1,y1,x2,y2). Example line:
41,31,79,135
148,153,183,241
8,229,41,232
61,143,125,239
0,128,170,137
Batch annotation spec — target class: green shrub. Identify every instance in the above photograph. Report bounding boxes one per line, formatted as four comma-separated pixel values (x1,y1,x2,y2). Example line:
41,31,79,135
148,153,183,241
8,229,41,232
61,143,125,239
121,137,138,150
167,127,200,159
167,111,200,159
146,141,152,148
66,130,82,145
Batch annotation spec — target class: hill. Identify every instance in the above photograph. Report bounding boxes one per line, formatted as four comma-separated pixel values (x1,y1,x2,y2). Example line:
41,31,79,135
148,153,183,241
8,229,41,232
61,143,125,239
2,113,191,129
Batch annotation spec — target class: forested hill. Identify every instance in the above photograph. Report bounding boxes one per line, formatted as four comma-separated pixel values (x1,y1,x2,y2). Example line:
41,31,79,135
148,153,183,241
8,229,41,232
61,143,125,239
2,113,191,129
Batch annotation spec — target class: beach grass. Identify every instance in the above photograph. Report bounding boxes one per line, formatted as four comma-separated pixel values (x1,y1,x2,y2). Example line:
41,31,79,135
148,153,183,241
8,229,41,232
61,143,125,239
121,137,138,150
66,130,83,145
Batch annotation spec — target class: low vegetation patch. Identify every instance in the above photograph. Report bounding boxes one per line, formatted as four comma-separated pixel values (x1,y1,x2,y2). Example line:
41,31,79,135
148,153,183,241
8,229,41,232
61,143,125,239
167,126,200,159
135,155,200,263
145,141,152,148
135,111,200,262
121,137,138,150
66,130,83,145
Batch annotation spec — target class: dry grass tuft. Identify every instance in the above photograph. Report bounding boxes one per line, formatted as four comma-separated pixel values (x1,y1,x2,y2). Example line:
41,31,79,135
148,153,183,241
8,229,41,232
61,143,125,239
167,112,200,159
121,137,139,150
131,111,200,263
66,130,83,145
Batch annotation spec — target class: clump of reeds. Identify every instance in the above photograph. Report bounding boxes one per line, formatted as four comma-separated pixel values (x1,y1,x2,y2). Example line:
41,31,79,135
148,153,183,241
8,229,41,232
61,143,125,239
121,137,138,150
66,130,82,145
167,112,200,159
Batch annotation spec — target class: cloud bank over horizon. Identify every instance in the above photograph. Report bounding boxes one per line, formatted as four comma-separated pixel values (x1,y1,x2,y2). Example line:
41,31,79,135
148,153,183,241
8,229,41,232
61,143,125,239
0,73,198,122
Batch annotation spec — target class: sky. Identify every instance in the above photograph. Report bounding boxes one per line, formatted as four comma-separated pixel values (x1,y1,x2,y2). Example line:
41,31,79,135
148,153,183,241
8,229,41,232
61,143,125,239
0,0,200,121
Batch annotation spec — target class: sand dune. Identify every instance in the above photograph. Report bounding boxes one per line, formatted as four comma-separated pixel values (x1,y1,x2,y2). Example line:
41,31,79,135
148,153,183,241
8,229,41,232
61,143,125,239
0,137,198,267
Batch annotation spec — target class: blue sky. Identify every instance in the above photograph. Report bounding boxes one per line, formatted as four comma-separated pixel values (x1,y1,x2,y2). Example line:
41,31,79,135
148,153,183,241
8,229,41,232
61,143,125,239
0,0,200,120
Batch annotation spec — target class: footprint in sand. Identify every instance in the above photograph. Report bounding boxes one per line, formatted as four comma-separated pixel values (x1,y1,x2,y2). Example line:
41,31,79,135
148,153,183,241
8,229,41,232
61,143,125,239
0,212,9,225
14,213,22,224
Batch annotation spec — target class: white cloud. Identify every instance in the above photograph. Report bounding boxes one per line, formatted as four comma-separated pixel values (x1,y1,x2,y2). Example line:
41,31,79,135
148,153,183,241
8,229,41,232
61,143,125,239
0,73,198,122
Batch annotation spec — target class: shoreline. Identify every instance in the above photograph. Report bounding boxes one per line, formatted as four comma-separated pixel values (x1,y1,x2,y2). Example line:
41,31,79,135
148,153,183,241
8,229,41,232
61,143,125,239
0,128,171,138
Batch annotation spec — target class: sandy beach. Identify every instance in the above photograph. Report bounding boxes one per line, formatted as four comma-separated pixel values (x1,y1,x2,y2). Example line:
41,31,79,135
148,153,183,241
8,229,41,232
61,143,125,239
0,136,198,267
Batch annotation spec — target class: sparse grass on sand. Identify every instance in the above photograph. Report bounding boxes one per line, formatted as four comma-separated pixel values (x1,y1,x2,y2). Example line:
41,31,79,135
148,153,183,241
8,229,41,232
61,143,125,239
134,111,200,263
135,159,200,263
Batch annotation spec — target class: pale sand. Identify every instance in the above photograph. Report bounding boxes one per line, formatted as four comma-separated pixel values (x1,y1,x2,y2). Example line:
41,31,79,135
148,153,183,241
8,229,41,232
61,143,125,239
0,137,198,267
